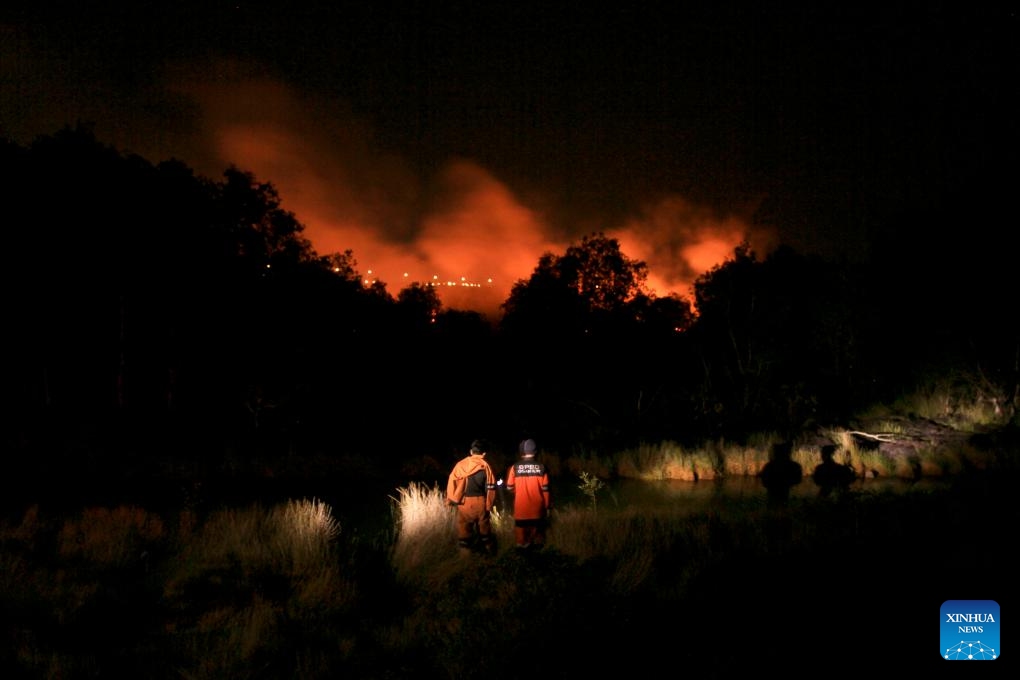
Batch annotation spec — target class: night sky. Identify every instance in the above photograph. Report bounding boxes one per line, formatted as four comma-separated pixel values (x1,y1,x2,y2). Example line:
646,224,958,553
2,2,1015,316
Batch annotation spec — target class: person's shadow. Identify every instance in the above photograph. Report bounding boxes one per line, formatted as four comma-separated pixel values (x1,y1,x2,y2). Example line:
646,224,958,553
758,442,803,553
759,441,803,509
811,444,855,498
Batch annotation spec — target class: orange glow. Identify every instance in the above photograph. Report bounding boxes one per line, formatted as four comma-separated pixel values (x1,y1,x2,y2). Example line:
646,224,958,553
613,195,757,300
682,238,741,274
185,77,761,319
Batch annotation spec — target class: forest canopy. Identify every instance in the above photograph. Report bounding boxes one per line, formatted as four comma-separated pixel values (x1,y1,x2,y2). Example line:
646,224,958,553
2,126,1017,471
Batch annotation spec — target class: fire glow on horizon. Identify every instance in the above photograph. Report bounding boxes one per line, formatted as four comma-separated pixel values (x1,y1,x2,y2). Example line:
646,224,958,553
192,79,772,318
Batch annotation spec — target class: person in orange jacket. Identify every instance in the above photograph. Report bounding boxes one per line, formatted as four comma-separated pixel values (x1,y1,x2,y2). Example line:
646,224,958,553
446,439,498,555
505,438,552,552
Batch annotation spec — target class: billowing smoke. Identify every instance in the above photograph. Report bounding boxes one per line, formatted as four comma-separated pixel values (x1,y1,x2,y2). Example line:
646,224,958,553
122,68,758,319
611,195,775,302
1,22,764,320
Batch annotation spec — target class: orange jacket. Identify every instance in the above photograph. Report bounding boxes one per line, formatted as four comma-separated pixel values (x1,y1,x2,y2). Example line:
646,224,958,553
446,454,497,511
506,458,551,520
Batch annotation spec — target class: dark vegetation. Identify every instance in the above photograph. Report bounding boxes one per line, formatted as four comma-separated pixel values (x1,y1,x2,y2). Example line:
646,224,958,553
3,125,1018,493
1,125,1018,676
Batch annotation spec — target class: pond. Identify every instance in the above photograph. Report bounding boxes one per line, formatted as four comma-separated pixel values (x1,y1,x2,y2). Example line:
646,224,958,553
546,473,956,515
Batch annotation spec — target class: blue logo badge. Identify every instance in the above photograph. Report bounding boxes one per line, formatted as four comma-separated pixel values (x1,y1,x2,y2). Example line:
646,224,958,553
941,600,1000,660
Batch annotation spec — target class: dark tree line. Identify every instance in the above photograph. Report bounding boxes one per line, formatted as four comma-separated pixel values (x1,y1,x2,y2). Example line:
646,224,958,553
2,125,1017,485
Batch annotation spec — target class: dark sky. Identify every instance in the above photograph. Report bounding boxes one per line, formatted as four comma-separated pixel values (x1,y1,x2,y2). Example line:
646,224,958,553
2,2,1015,315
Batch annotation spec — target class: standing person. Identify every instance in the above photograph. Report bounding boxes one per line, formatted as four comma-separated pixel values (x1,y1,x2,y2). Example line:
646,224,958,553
505,438,552,552
446,439,498,555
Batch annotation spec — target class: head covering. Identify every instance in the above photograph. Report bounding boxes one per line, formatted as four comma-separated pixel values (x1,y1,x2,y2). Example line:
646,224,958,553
470,439,486,454
520,438,537,455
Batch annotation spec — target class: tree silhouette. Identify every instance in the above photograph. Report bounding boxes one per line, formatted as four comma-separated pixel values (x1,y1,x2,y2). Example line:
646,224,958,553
689,243,868,435
497,232,696,449
560,232,649,312
500,232,657,338
396,282,442,333
7,123,1011,477
216,166,316,271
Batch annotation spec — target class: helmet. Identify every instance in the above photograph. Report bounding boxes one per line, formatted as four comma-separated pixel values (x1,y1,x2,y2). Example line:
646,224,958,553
520,438,537,455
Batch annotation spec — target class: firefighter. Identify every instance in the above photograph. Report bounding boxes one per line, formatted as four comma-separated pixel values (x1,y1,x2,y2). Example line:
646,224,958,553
505,438,552,552
446,439,498,555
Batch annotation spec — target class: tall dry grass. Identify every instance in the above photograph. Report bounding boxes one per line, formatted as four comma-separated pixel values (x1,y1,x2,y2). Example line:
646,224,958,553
581,422,999,484
0,498,367,679
161,498,357,679
388,481,513,586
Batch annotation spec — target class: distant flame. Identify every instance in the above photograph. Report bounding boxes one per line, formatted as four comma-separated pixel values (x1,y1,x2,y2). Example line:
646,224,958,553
192,77,756,318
